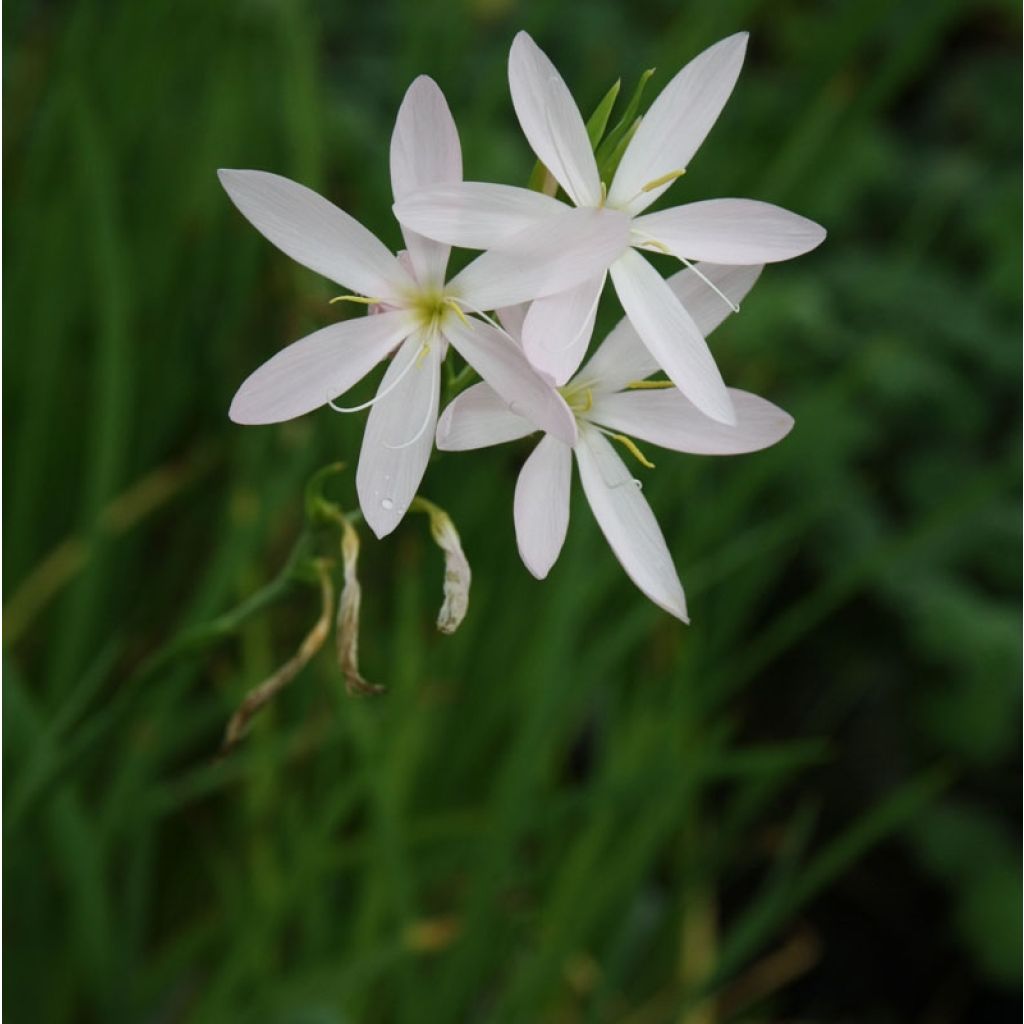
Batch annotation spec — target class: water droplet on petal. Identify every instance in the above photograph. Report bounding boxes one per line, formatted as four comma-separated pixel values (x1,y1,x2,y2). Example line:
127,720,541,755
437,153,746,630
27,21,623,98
632,479,643,490
381,498,394,511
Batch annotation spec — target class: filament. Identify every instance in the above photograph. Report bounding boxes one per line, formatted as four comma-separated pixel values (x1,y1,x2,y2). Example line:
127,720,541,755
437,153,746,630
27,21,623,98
384,348,439,450
680,258,741,314
326,339,422,414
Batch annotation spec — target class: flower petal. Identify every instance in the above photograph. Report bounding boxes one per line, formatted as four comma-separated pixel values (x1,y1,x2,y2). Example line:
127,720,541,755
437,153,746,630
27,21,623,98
218,169,411,299
608,33,748,214
390,76,463,288
436,382,535,450
442,316,578,445
514,435,572,579
229,309,415,425
496,303,529,342
509,32,601,207
634,200,826,264
521,273,604,386
609,249,734,425
451,206,628,311
574,425,687,621
574,262,761,393
356,334,441,538
588,387,793,454
394,182,564,249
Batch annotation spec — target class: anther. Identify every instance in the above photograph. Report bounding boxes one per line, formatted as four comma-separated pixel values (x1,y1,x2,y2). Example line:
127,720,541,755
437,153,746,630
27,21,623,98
605,431,656,469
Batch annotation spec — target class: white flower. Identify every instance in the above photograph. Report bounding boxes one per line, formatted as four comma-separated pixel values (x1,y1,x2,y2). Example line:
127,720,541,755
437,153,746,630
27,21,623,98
435,263,794,621
221,76,630,537
394,32,825,423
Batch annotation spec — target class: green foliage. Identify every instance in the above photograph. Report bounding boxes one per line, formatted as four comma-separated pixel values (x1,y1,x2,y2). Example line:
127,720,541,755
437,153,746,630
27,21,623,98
3,0,1019,1021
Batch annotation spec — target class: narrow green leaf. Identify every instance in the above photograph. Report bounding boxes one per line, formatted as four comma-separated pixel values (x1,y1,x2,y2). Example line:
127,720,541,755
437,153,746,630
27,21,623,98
596,67,655,173
585,78,621,148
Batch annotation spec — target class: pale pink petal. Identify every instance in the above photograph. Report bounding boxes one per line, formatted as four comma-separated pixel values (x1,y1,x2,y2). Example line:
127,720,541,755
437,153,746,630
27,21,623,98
451,206,628,311
521,273,604,386
390,76,463,288
356,334,441,538
218,169,412,299
574,263,761,393
514,435,572,579
608,33,748,214
435,382,535,451
394,182,564,249
442,317,577,446
229,309,415,424
509,32,601,207
609,249,735,425
588,387,793,455
574,425,688,621
634,200,826,264
496,303,529,342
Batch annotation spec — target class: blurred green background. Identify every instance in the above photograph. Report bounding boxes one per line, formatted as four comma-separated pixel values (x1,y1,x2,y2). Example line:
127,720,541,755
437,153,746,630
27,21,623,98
3,0,1021,1021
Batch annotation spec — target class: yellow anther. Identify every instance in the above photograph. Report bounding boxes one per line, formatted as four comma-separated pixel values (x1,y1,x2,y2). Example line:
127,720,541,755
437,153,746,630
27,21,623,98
640,168,686,193
639,238,671,254
329,294,380,306
444,297,470,326
607,432,655,469
626,380,675,390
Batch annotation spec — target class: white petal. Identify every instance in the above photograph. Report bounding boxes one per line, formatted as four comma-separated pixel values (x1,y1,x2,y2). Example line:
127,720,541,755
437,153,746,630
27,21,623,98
514,435,572,579
442,317,577,446
608,33,748,214
574,262,761,393
588,387,794,454
356,334,441,538
609,249,735,424
521,273,604,386
574,426,687,621
394,182,564,249
390,76,463,288
508,32,601,207
634,200,826,264
496,303,529,342
451,206,628,311
229,310,414,424
436,382,535,450
218,169,411,299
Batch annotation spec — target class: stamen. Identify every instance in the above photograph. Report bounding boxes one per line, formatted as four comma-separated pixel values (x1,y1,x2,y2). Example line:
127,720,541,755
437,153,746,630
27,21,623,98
330,294,382,306
599,181,607,207
638,237,671,254
384,347,439,450
626,380,675,390
443,296,470,326
639,168,686,193
450,298,516,342
680,258,741,314
326,339,421,414
600,429,656,468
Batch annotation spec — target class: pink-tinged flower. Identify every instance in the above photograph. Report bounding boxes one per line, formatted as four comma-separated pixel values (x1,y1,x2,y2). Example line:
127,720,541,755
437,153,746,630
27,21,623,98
435,263,793,621
221,77,630,537
395,32,825,423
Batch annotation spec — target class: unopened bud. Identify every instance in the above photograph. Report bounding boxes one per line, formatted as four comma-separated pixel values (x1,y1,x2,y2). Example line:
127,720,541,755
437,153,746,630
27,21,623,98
412,497,471,634
336,520,384,696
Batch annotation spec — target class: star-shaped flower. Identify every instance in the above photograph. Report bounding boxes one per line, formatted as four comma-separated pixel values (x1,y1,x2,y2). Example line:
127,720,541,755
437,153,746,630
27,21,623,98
395,32,825,424
221,76,629,536
435,262,793,620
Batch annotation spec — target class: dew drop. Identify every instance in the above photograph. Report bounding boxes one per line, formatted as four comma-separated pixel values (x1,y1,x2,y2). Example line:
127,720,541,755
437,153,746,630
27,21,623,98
632,479,643,490
381,498,394,511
